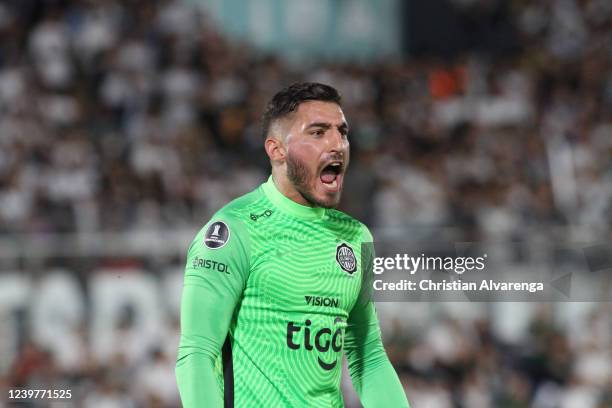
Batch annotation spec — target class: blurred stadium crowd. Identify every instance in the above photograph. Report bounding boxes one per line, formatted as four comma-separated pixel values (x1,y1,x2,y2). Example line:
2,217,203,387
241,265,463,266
0,0,611,407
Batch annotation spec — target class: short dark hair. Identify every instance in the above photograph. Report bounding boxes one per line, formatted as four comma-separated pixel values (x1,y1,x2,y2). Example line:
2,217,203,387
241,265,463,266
261,82,342,139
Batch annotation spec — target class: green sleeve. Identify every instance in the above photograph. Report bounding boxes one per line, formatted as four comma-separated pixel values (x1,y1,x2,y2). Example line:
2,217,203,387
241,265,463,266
175,215,250,408
344,227,410,408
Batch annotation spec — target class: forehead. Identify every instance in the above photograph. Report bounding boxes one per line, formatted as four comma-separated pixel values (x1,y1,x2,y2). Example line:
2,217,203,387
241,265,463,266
292,100,346,126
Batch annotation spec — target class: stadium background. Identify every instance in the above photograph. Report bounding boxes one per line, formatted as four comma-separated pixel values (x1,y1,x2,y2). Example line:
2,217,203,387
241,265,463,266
0,0,611,407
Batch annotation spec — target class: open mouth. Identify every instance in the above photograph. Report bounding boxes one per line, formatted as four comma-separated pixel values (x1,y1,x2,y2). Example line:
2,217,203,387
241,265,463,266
319,161,343,191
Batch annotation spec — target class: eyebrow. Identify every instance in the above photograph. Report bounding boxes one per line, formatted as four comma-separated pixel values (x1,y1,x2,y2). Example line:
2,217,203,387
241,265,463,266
306,122,350,133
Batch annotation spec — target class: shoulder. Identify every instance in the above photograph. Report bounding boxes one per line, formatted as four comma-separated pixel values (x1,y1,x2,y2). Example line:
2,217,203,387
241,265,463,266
215,187,265,220
204,184,270,228
325,209,373,242
190,186,266,251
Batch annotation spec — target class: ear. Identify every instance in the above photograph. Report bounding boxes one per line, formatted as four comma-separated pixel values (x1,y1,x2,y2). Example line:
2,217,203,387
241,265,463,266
265,137,286,163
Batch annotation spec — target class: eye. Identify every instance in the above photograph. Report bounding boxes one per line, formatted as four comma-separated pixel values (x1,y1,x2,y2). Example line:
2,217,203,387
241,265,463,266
311,129,325,137
338,126,349,139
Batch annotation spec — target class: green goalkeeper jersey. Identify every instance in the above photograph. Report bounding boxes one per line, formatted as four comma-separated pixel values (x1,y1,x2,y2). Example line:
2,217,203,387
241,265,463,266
176,176,409,407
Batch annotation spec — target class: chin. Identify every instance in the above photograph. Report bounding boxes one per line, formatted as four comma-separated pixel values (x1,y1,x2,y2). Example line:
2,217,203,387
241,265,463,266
312,191,342,209
323,195,342,209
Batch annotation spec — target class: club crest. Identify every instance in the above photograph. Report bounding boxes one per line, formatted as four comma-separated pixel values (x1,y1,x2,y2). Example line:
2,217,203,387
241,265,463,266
336,243,357,274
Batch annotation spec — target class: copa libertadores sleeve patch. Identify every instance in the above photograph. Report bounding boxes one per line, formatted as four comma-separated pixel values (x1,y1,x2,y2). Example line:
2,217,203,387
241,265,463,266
203,221,230,249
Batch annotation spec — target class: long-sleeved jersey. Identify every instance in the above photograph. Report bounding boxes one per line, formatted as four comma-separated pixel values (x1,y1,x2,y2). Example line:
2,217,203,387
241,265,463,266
176,176,409,407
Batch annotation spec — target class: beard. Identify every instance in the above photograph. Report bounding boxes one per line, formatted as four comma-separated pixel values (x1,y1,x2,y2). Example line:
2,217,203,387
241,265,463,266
286,152,341,209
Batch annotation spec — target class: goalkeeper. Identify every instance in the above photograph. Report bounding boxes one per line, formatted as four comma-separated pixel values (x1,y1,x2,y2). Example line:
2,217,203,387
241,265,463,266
176,82,410,407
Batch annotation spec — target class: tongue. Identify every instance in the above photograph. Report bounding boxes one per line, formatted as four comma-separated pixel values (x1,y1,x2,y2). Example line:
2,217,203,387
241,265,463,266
320,170,336,184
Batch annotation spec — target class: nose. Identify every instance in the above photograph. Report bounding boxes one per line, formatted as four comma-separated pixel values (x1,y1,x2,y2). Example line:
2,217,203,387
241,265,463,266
328,128,346,153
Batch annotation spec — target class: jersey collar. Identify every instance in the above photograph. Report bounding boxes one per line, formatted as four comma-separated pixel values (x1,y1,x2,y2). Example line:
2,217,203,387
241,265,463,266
262,175,326,220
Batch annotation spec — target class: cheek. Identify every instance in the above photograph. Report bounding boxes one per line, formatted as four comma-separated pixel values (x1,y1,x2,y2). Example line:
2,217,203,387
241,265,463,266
288,140,321,165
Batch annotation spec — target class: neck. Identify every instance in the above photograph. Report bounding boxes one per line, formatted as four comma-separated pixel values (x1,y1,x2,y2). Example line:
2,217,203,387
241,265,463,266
271,167,313,207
